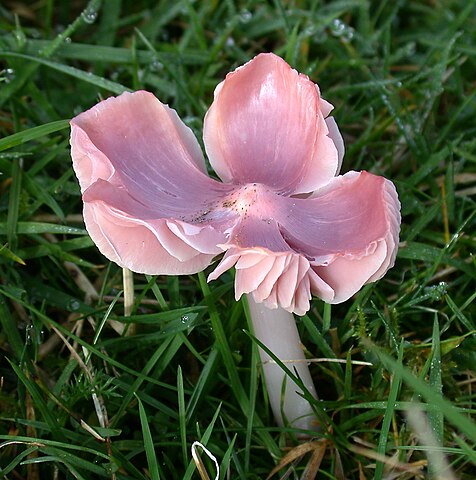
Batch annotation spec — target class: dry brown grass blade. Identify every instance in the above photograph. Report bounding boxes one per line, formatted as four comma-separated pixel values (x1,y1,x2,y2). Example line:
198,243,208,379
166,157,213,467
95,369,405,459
300,441,327,480
193,453,211,480
266,440,328,480
333,447,345,480
358,461,367,480
349,444,427,476
191,442,219,480
440,179,450,244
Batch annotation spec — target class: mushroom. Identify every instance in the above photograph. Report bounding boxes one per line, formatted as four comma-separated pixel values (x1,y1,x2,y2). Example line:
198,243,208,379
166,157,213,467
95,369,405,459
70,53,401,431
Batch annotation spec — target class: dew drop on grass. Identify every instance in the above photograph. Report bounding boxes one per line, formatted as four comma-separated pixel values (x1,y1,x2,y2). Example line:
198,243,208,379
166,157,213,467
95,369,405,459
342,27,354,42
82,8,98,24
181,315,189,324
13,28,26,47
239,9,252,23
3,68,15,83
69,299,81,311
150,59,164,72
26,326,45,345
25,324,34,345
330,18,346,37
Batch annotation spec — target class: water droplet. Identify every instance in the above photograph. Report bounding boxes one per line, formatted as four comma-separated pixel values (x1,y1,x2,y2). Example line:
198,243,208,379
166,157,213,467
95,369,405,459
82,8,98,24
2,68,15,83
342,27,354,42
69,299,81,311
64,37,72,44
226,36,235,47
239,9,252,23
150,59,163,72
330,18,346,37
25,325,34,345
424,282,447,301
181,315,189,323
13,27,26,47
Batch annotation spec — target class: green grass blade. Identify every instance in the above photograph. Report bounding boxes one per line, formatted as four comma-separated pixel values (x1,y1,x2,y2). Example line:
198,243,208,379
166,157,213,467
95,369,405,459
0,120,70,152
0,222,87,235
0,52,131,94
6,157,21,250
137,397,161,480
374,341,404,479
428,316,444,446
0,294,25,359
185,348,219,424
177,366,188,466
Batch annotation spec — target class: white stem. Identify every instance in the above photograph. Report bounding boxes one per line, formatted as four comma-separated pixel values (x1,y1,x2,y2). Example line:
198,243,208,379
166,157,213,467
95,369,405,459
123,267,134,317
246,295,318,431
122,267,136,336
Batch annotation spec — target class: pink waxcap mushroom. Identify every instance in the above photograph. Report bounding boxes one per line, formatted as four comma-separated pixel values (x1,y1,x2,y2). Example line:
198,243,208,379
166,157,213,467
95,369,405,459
70,53,401,314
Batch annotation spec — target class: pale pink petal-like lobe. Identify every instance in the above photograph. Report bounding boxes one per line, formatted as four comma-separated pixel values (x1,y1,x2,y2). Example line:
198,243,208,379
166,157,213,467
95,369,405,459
312,176,401,302
325,116,345,172
203,53,341,195
273,171,398,261
83,202,218,275
70,91,238,274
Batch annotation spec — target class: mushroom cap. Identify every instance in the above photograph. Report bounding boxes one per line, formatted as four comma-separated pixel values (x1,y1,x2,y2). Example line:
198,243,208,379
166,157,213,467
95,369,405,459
70,53,401,314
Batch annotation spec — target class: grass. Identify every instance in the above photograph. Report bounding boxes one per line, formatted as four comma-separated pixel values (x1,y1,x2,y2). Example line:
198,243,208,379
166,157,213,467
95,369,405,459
0,0,475,478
